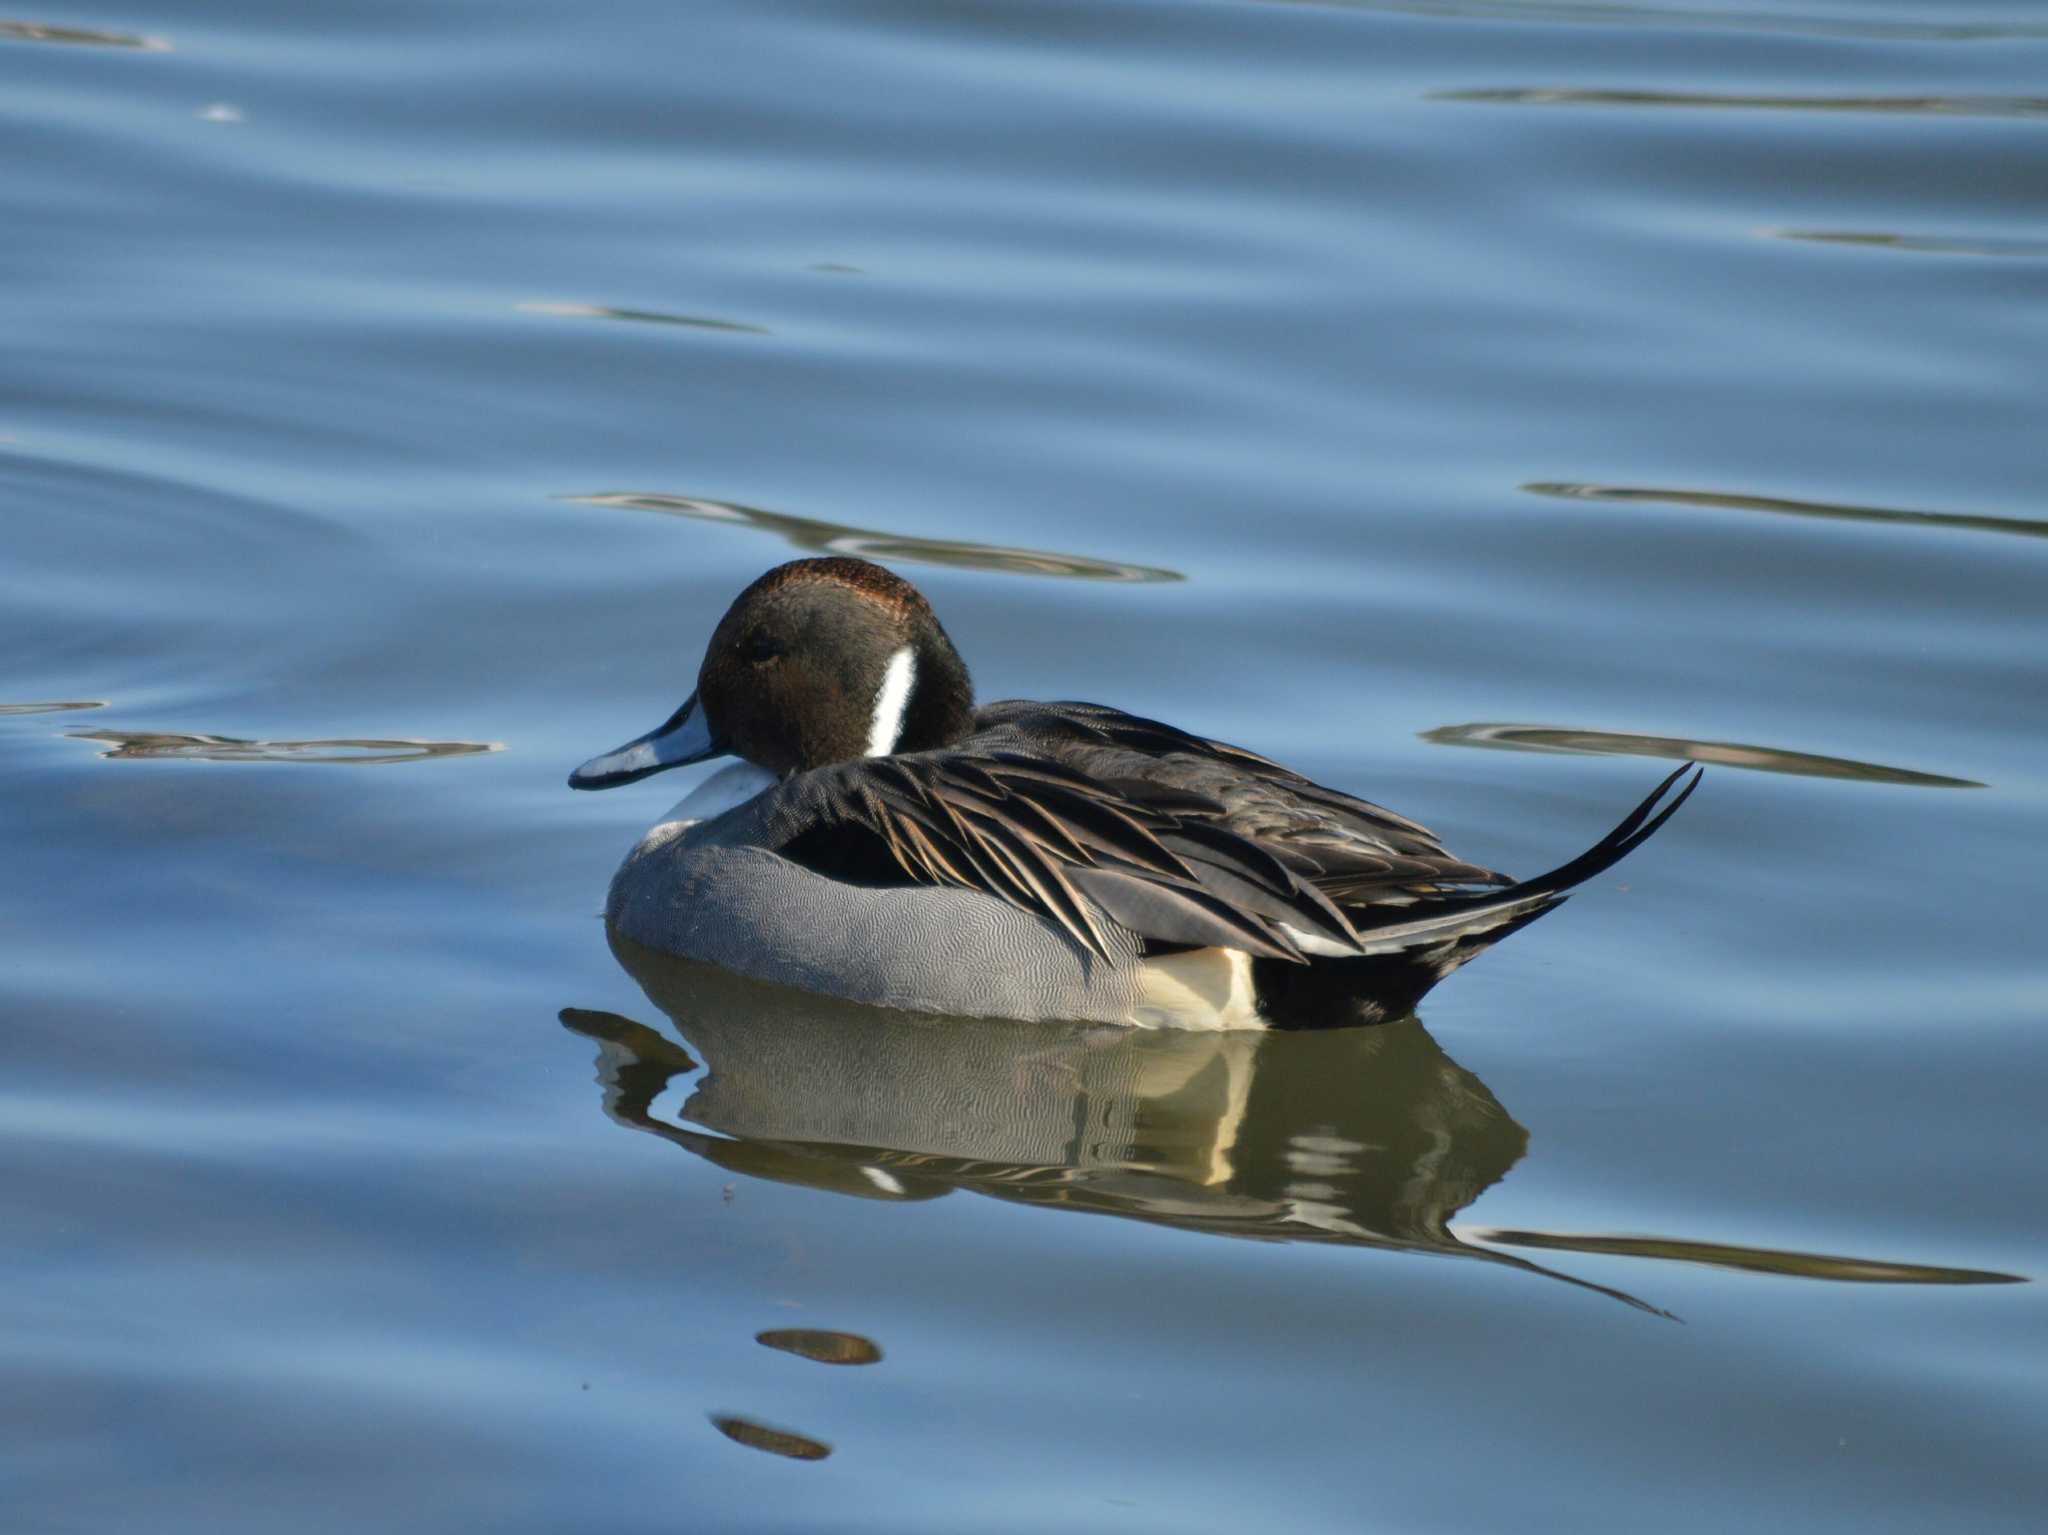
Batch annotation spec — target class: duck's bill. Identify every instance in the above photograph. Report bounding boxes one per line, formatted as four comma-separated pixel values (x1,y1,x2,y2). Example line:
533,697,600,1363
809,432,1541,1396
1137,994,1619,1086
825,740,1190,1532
569,692,730,789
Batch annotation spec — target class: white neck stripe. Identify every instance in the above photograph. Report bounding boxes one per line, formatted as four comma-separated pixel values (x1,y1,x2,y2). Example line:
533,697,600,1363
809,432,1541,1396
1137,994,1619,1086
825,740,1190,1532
864,645,918,757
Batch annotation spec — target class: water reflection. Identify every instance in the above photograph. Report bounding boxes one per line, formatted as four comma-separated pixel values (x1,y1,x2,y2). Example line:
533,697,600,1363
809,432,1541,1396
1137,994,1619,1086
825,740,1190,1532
1425,722,1982,789
2,700,106,716
1525,480,2048,543
1478,1229,2020,1286
709,1415,832,1462
0,19,169,49
1266,1,2048,44
71,730,501,765
517,301,768,336
563,491,1182,583
566,941,2019,1315
1438,87,2048,120
757,1329,883,1366
1761,229,2048,261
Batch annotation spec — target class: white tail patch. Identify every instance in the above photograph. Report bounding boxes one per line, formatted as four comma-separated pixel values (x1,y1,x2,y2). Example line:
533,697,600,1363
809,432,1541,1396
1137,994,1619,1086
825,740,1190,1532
1130,947,1267,1031
864,645,917,757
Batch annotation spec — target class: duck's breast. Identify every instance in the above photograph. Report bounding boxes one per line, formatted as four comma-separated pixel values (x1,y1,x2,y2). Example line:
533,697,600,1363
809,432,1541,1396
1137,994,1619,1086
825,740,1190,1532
604,819,1161,1023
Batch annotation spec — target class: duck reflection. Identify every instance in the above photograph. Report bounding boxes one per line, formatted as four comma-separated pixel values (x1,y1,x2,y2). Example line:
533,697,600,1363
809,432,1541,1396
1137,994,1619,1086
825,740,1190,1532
566,936,2020,1316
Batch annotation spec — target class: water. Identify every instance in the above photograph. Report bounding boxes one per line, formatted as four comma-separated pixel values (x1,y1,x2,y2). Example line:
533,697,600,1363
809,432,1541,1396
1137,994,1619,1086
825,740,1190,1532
5,1,2045,1528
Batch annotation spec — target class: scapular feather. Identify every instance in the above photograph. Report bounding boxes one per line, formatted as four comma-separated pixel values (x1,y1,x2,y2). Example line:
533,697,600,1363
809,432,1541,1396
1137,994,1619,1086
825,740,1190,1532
1067,865,1306,963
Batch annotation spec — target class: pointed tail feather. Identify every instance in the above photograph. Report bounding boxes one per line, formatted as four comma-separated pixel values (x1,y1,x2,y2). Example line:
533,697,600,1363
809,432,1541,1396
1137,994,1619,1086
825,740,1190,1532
1341,764,1701,956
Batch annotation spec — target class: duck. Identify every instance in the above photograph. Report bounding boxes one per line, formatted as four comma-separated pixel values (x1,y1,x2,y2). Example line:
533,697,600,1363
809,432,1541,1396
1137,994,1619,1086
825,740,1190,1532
570,557,1698,1029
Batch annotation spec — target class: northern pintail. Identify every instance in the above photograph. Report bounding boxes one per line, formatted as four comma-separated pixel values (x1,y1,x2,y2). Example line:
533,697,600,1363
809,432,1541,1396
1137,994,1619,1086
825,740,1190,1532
570,558,1698,1028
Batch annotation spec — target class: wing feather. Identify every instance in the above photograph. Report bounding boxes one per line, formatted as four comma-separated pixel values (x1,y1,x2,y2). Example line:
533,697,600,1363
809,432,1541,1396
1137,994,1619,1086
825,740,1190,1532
766,703,1693,971
1065,865,1305,962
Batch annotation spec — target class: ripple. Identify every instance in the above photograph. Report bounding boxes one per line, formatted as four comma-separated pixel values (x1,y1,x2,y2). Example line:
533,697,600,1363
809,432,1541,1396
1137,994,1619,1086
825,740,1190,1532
1424,723,1981,788
70,731,501,765
0,19,170,49
708,1415,832,1462
1437,87,2048,120
516,301,768,336
1762,228,2048,260
1267,0,2048,42
756,1329,884,1366
564,491,1184,583
1476,1229,2022,1285
1,700,106,716
1524,481,2048,543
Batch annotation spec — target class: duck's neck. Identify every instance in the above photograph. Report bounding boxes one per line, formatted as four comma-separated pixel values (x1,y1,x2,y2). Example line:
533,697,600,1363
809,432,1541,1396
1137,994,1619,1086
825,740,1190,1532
890,630,975,754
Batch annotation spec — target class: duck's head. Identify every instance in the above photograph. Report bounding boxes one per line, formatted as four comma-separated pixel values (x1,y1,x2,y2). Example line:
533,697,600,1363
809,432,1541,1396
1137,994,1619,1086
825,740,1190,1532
569,557,976,788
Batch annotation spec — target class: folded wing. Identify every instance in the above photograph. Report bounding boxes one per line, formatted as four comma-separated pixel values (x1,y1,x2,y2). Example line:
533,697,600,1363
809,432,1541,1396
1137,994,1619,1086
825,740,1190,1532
774,701,1697,965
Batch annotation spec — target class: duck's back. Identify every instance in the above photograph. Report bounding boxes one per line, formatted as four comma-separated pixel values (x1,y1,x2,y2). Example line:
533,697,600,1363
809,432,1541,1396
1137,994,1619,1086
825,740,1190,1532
963,699,1515,911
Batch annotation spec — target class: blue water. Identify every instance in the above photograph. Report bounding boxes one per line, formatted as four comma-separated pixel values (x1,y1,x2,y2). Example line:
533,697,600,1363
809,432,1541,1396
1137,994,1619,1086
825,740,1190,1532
6,2,2046,1529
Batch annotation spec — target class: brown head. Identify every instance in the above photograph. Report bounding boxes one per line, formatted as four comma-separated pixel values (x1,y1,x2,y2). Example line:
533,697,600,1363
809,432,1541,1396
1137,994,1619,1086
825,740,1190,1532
569,558,977,787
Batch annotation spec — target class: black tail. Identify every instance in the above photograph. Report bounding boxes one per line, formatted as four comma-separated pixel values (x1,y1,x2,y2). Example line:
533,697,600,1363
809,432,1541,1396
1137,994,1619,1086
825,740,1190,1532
1256,765,1700,1027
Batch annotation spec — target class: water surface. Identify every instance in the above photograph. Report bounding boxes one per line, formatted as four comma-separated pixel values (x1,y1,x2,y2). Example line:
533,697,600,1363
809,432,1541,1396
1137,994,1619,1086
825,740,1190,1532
5,0,2045,1529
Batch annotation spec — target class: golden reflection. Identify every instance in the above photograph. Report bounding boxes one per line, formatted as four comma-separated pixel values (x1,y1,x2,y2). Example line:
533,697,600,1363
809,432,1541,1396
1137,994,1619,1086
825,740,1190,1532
2,700,106,716
757,1329,884,1366
0,20,169,49
1424,723,1982,789
71,730,501,765
566,938,2021,1315
709,1415,832,1462
1761,229,2048,260
516,300,768,336
1525,479,2048,542
1437,87,2048,119
562,491,1183,583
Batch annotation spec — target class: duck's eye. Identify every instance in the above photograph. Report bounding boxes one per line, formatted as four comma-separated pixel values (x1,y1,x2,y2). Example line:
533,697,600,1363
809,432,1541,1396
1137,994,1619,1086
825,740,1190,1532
745,632,785,665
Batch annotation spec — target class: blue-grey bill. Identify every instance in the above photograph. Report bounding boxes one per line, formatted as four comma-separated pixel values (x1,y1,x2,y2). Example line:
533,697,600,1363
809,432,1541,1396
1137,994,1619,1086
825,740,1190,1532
569,692,728,789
